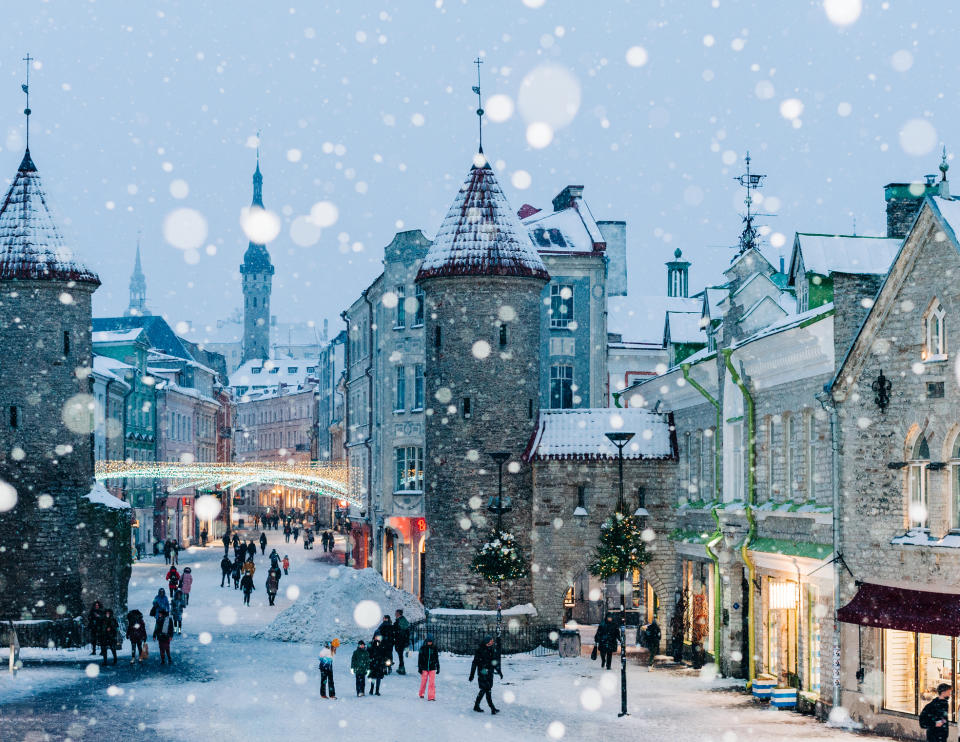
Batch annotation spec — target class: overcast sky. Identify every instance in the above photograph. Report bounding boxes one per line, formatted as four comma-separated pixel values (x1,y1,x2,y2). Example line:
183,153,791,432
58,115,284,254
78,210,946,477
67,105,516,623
2,0,953,336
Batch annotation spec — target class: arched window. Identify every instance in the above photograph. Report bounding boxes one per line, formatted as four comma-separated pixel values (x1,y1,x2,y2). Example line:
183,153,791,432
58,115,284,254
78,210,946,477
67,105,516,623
908,435,930,529
951,434,960,531
923,299,946,360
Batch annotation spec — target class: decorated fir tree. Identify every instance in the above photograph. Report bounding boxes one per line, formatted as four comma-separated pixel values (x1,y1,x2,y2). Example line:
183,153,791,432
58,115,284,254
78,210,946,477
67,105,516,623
588,512,648,580
472,529,528,583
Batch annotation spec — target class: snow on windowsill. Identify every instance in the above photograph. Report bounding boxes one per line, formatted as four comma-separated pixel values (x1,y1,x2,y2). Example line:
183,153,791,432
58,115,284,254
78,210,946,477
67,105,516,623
889,528,960,548
573,506,588,516
84,481,131,510
429,603,538,617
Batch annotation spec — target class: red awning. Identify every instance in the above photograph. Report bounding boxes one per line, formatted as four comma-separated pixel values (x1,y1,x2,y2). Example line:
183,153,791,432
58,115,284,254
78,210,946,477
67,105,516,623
838,582,960,636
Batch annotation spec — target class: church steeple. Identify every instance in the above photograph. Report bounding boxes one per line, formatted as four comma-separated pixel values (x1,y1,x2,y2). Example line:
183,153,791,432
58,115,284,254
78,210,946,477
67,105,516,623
126,237,150,316
252,147,263,207
240,148,274,363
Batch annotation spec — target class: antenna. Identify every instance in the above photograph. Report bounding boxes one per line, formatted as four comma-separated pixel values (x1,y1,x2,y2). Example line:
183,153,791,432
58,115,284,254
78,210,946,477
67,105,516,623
472,57,484,154
22,53,33,149
734,151,767,255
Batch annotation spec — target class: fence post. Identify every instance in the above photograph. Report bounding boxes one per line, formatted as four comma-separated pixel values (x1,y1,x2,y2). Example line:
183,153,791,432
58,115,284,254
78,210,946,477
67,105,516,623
8,621,20,675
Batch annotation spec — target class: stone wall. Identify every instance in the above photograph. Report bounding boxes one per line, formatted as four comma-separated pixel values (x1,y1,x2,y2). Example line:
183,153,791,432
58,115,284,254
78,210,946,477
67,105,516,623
420,275,545,610
832,272,885,365
78,496,132,619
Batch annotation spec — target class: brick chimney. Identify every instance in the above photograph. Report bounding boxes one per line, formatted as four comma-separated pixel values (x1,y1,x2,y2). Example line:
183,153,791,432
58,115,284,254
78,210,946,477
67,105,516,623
551,185,584,212
884,177,943,238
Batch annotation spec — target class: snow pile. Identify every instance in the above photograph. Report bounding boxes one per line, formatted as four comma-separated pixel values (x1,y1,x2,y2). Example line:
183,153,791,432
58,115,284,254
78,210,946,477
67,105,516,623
84,481,131,509
257,567,425,643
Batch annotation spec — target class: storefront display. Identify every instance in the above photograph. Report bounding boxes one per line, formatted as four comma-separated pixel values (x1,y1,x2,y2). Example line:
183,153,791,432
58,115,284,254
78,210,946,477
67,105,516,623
883,630,955,718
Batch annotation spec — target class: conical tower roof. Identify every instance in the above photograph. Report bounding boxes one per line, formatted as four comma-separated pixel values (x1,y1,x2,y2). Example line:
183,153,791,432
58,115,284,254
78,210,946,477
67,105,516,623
241,158,274,275
417,157,548,282
0,150,99,284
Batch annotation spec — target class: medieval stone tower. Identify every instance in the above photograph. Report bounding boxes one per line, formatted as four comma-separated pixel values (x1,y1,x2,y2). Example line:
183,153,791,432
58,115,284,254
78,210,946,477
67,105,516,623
240,156,274,362
417,156,548,610
0,146,100,631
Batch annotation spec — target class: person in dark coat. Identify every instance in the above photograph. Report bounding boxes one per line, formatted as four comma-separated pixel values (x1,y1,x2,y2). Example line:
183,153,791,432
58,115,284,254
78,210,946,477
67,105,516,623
393,609,410,674
373,615,395,673
351,640,371,697
368,636,388,695
240,572,255,606
920,683,952,742
593,615,619,670
231,558,242,589
220,555,233,587
126,609,147,664
150,589,170,618
259,532,267,554
87,600,104,655
171,589,186,633
642,619,661,668
222,532,230,556
200,528,208,547
284,523,291,543
153,608,175,665
246,540,257,561
417,634,440,700
163,539,172,565
98,608,119,664
265,569,280,606
469,637,501,713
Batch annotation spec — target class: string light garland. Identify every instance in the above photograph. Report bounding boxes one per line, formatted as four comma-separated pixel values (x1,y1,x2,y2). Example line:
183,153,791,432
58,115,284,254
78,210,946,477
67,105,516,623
95,460,358,506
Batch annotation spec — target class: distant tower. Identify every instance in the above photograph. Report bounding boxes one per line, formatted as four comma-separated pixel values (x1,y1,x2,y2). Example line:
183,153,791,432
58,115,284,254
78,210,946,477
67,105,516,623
0,64,101,632
417,154,549,610
666,247,690,298
240,150,274,362
125,237,150,316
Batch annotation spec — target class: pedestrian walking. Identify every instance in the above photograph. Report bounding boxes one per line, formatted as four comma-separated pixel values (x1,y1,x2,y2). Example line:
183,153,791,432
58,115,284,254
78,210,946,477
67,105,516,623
222,532,230,556
284,523,291,543
266,568,280,606
417,634,440,700
592,615,619,671
368,636,387,695
200,528,208,547
126,608,147,664
318,642,337,699
153,608,175,665
163,539,172,565
247,540,256,560
351,640,371,697
469,637,501,714
171,539,180,565
240,572,255,606
292,526,300,543
243,558,256,578
374,615,395,673
641,619,661,669
920,683,952,742
232,558,242,589
282,555,290,575
87,600,104,655
171,589,186,634
150,588,170,618
179,567,193,605
98,608,119,665
165,565,181,596
220,555,232,587
259,532,267,555
393,609,410,674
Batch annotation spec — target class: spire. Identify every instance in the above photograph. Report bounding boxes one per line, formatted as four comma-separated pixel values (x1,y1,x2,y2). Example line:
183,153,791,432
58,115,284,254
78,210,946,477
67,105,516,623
416,159,548,282
472,57,484,155
252,135,263,207
126,235,149,316
241,143,274,275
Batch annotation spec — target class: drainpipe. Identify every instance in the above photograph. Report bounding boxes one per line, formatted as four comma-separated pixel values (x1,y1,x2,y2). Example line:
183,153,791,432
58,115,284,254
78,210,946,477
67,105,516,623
819,386,843,711
363,290,376,571
681,363,724,670
721,349,757,689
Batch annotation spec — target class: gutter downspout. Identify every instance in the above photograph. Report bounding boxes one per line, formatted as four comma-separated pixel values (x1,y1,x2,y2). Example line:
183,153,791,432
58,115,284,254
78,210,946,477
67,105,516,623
681,363,724,668
363,290,376,571
820,385,843,712
722,348,757,689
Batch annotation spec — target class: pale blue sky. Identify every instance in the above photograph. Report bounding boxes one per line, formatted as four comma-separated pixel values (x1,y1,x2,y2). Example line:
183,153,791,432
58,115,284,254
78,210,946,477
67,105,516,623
2,0,952,333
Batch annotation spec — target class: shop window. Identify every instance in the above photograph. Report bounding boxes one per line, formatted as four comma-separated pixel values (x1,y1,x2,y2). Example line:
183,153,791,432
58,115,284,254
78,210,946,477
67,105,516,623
883,630,956,719
908,435,930,529
807,585,821,697
923,299,947,361
766,579,799,687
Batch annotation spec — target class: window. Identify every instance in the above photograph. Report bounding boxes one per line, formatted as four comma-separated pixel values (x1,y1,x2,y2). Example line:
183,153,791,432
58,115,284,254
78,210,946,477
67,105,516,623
434,326,441,349
528,399,534,419
9,405,17,429
550,284,574,329
499,324,507,346
576,485,586,510
924,300,947,360
413,365,424,410
784,414,794,500
394,446,424,492
252,367,262,374
413,286,425,327
549,365,574,409
728,421,744,502
395,285,406,328
909,435,931,529
287,367,297,374
269,368,279,374
462,397,471,419
684,432,692,497
883,630,957,719
696,431,705,501
806,413,816,500
63,331,70,355
766,416,776,502
395,365,406,412
952,435,960,531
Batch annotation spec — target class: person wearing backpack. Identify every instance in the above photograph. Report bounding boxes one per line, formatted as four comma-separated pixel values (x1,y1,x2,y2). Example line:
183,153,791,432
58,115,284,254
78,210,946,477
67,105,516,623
393,608,411,674
417,634,440,700
126,609,148,664
153,608,175,665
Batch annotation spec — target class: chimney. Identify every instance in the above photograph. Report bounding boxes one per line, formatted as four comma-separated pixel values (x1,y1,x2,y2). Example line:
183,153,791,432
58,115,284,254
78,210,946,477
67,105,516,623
884,181,938,239
552,185,585,212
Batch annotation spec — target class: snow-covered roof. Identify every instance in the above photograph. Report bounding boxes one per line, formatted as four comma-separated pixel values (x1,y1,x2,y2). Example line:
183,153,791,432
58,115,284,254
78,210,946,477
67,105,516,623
932,196,960,243
522,195,605,253
0,150,100,284
791,233,901,280
729,301,833,350
665,311,706,344
230,358,320,389
85,482,131,510
417,158,548,281
92,355,133,387
93,328,145,344
526,408,676,461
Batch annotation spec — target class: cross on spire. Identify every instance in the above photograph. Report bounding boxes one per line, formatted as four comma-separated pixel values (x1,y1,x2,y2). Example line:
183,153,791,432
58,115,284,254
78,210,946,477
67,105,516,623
22,53,33,150
472,57,484,154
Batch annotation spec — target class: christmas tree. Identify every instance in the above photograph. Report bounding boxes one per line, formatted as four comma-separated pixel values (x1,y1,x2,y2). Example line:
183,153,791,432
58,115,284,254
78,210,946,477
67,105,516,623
588,512,648,579
472,529,527,583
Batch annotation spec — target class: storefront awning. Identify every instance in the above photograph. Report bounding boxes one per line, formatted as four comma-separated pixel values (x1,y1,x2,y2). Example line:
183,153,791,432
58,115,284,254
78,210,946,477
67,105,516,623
838,582,960,636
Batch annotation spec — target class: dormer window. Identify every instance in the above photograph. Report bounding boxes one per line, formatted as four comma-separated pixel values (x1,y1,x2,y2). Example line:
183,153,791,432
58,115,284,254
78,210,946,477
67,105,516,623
251,367,262,375
923,299,946,360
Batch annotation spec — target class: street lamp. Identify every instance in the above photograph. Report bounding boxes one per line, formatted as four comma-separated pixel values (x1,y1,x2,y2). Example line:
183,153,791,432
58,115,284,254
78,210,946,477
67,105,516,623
487,451,512,658
605,430,635,719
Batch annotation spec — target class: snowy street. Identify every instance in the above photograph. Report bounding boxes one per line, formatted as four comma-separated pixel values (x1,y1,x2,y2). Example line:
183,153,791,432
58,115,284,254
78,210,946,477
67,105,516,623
3,531,863,741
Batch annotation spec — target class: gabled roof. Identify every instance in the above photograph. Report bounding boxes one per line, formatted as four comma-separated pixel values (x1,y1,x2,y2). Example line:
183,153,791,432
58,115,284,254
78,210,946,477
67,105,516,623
525,408,676,461
93,316,193,360
0,149,99,284
229,358,319,390
521,185,606,253
92,328,146,345
417,158,548,281
664,311,706,345
788,233,901,284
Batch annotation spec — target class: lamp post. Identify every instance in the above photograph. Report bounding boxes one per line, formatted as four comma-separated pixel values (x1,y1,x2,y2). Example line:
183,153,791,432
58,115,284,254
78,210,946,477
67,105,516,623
605,430,635,719
488,451,512,658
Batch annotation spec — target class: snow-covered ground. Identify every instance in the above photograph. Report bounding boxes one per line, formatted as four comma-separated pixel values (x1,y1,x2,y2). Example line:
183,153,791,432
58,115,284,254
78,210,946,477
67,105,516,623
2,531,867,741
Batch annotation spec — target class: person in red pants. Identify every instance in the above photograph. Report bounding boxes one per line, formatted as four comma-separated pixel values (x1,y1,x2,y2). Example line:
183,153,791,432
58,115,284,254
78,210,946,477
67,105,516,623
418,635,440,700
153,608,175,665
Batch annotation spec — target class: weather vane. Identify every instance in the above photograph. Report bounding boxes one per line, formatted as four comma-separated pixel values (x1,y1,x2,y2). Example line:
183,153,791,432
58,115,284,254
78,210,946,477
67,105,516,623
22,53,32,149
472,57,484,154
734,151,767,255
